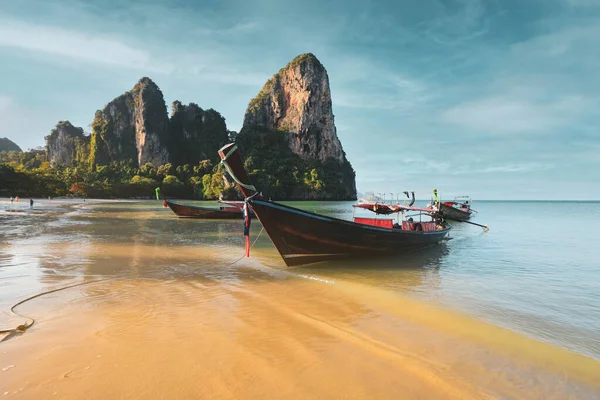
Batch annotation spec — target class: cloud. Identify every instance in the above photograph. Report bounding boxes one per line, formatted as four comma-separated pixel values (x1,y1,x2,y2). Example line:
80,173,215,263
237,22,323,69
440,93,591,135
479,163,551,173
333,69,431,112
418,0,490,46
180,64,268,86
333,92,398,110
0,13,273,87
357,153,450,174
0,99,57,150
441,97,557,134
0,19,174,73
509,24,600,72
564,0,600,7
194,21,262,37
0,94,12,112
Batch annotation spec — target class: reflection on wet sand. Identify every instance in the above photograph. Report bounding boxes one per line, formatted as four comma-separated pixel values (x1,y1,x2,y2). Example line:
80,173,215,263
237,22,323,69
1,274,481,399
294,245,448,293
1,202,600,399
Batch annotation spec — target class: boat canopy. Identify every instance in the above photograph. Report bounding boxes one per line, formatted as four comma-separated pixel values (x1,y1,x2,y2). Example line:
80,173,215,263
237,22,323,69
353,196,437,215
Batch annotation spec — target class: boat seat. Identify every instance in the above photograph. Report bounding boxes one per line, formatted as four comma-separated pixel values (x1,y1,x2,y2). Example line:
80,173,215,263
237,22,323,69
402,221,437,231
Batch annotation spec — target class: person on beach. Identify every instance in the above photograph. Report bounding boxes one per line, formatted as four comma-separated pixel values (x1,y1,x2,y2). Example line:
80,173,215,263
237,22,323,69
30,199,34,208
10,196,13,204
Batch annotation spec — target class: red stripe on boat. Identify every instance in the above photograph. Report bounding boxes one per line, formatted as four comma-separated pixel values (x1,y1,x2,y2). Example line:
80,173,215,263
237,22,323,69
353,218,394,228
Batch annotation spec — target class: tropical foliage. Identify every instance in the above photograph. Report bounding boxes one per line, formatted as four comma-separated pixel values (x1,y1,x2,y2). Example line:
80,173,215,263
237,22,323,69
235,130,356,200
0,149,236,199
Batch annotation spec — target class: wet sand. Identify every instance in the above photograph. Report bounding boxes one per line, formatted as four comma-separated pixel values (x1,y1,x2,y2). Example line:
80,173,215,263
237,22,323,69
1,201,600,399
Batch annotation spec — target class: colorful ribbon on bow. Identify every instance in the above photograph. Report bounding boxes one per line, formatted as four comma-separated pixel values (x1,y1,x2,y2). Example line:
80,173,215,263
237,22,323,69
243,202,251,257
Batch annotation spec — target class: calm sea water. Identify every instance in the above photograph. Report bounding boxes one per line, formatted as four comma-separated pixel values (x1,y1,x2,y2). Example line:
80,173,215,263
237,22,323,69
1,198,599,362
297,200,600,360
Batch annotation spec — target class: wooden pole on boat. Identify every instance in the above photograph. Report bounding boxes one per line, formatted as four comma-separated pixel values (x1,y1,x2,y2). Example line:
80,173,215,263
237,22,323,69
460,220,489,232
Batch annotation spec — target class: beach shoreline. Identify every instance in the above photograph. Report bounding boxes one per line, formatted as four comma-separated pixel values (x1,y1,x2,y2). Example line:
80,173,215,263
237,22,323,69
1,201,599,399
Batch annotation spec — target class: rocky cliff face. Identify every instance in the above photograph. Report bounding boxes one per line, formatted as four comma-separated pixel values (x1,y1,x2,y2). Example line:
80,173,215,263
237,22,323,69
90,77,169,167
131,78,170,165
169,101,229,165
32,67,354,200
242,53,344,163
0,137,22,152
45,121,86,166
239,53,356,200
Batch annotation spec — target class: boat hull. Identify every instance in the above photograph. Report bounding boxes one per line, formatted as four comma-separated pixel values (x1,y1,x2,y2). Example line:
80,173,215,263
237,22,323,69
166,200,252,219
250,199,450,266
439,203,471,221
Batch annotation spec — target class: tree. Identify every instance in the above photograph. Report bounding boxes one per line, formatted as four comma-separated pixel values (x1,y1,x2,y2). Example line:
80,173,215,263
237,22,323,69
193,160,213,177
69,183,88,197
140,162,157,178
162,175,182,185
157,163,173,179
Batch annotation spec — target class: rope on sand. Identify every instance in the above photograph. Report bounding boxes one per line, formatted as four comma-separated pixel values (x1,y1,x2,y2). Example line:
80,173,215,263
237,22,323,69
0,227,265,341
0,277,118,341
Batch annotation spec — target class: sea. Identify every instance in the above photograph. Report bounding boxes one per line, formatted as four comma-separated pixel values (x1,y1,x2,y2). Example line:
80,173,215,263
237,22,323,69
1,198,599,399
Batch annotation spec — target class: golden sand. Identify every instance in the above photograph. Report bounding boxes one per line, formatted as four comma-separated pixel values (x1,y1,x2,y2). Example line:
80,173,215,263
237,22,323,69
2,260,600,399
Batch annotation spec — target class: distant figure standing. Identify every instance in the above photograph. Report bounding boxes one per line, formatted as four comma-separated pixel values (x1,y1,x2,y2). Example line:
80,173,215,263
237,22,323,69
15,196,19,202
30,199,34,208
10,196,13,204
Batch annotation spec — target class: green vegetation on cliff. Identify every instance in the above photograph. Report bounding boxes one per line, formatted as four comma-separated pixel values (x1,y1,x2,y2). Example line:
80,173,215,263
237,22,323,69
168,101,229,166
247,77,276,115
89,95,138,168
3,132,348,200
235,131,356,200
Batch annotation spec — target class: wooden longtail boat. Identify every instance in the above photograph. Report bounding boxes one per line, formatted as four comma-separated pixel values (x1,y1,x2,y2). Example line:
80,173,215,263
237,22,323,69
218,143,451,266
438,196,475,222
165,200,254,219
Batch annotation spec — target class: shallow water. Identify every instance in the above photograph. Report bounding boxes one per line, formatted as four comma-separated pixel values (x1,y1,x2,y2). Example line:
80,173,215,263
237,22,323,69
296,200,600,361
1,199,599,399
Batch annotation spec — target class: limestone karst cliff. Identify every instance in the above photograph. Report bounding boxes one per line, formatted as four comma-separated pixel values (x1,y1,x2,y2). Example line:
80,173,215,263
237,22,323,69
45,121,87,166
242,53,345,163
0,137,22,152
44,78,230,170
238,53,356,200
168,101,229,165
25,57,356,200
89,77,170,167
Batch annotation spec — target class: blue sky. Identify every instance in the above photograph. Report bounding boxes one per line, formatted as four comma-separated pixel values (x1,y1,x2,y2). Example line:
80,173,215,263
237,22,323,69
0,0,598,199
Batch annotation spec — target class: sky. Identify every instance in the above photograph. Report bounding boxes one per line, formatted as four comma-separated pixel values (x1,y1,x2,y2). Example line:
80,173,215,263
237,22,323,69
0,0,599,200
